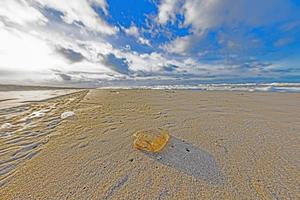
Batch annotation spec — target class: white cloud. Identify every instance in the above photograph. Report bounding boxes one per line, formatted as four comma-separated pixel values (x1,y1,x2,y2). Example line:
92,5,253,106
138,37,151,46
158,0,297,54
162,35,196,55
88,0,109,15
0,0,47,26
124,24,139,37
157,0,180,25
123,24,151,46
0,24,119,85
0,26,65,71
35,0,116,35
158,0,295,31
126,52,166,72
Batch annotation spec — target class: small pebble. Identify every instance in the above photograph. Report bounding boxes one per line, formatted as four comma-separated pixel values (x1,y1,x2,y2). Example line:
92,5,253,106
30,110,46,118
61,111,75,119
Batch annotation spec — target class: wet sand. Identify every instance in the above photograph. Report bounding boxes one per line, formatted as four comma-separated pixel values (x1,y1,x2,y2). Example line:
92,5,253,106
0,90,81,109
0,84,81,109
0,89,299,199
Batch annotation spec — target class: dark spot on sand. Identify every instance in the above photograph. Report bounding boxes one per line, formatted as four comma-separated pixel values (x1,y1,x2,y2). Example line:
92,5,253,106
158,187,169,200
78,142,88,148
186,148,190,152
105,175,129,199
129,158,134,162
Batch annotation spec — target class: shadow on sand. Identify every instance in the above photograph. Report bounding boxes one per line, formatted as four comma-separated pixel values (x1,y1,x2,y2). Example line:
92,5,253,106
144,136,225,185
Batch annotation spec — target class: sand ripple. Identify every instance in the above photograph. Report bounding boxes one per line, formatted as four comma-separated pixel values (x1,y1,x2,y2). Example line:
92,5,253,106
0,91,87,187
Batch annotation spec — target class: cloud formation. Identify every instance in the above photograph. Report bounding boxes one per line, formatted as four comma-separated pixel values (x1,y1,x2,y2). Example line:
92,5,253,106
123,24,151,46
158,0,299,55
0,0,299,86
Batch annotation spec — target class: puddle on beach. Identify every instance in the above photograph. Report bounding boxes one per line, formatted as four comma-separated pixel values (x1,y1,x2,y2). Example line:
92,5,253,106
0,90,86,187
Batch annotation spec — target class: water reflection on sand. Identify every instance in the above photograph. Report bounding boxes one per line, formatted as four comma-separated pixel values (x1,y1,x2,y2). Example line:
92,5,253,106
0,90,78,109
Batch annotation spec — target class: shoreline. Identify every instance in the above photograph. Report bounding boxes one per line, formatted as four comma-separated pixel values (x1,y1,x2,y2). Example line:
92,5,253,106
0,89,85,110
1,82,300,93
0,84,85,92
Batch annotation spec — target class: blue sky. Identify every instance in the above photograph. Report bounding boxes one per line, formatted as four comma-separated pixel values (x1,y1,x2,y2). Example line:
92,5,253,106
0,0,300,87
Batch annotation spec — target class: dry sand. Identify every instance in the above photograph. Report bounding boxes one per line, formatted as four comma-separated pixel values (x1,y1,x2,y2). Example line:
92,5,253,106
0,89,299,199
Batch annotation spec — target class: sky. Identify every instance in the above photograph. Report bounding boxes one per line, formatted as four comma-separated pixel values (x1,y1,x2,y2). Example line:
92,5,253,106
0,0,300,87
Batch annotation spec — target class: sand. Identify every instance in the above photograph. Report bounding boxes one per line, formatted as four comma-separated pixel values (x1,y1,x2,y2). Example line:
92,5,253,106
0,84,82,109
0,89,299,199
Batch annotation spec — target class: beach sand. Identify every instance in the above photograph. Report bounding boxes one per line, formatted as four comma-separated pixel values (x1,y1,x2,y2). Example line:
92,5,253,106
0,84,81,109
0,89,299,199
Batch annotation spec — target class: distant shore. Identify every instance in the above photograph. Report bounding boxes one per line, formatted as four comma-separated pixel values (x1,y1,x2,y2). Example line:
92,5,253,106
0,84,86,91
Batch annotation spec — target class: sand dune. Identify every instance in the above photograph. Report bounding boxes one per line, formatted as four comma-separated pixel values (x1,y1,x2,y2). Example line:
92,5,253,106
0,89,299,199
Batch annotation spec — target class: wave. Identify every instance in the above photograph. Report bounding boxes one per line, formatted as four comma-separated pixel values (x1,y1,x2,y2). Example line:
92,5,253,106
98,83,300,92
